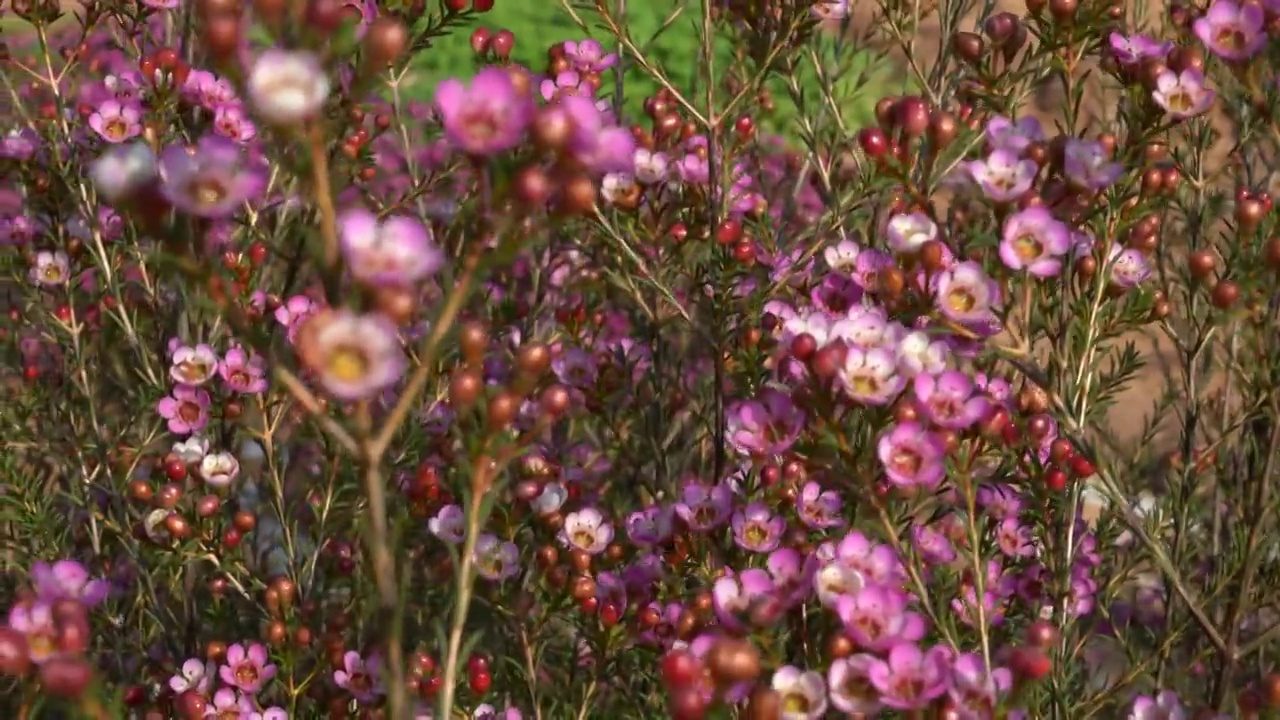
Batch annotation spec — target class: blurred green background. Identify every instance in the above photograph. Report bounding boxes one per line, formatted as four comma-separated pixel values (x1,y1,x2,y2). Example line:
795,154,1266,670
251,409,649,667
406,1,897,136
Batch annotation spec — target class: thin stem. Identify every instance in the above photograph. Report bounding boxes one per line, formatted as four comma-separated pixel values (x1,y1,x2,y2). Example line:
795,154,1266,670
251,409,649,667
308,122,341,271
359,446,408,719
369,251,482,457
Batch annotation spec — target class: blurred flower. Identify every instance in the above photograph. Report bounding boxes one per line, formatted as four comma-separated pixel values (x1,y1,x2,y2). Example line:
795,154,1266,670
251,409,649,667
246,50,331,126
295,309,406,401
337,207,444,287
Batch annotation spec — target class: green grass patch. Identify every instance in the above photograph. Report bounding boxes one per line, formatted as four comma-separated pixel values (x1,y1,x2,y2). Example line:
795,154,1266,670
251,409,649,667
405,2,898,136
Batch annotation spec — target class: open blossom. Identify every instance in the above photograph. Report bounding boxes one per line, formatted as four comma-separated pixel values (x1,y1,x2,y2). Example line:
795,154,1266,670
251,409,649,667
337,207,445,286
30,250,71,286
868,643,950,710
933,261,1001,326
158,385,212,435
884,212,937,254
877,421,946,488
90,141,159,205
169,658,215,694
1062,138,1123,191
999,207,1071,278
1193,0,1265,61
828,655,880,715
295,309,406,401
965,150,1037,202
170,343,220,386
674,482,734,531
219,642,277,694
836,585,927,651
731,502,786,553
88,100,143,143
771,666,828,720
219,347,268,393
712,569,776,632
429,505,466,543
725,389,805,456
838,345,905,406
559,507,614,555
246,50,330,126
208,688,255,717
948,652,1012,716
796,482,844,529
31,560,108,606
434,67,535,156
474,534,521,582
1108,244,1151,288
158,134,268,218
334,651,383,702
1108,32,1172,65
913,370,992,430
1152,68,1216,119
983,115,1042,153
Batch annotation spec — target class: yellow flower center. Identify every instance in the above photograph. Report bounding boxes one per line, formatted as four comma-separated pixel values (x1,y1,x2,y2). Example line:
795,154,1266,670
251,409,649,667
326,346,369,382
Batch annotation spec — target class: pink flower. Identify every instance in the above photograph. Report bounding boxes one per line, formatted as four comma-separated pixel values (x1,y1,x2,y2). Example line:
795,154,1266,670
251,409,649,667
219,642,277,694
334,650,383,702
867,642,950,710
157,385,212,435
433,67,535,156
1193,0,1265,61
88,100,144,143
219,346,268,394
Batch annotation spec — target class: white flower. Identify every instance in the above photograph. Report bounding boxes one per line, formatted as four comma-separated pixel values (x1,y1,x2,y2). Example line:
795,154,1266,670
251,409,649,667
531,482,567,516
771,665,828,720
823,239,862,271
559,508,613,555
172,436,210,464
246,50,331,127
90,141,158,204
199,451,241,488
600,173,636,205
143,508,172,543
885,212,938,255
632,149,668,184
170,343,220,386
813,561,865,608
30,250,70,286
168,658,214,694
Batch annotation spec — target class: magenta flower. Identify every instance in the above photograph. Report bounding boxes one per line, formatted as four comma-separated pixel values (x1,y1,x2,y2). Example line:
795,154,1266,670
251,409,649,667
434,67,534,156
828,654,881,715
157,385,212,435
1108,32,1172,65
877,421,947,488
725,389,805,457
912,370,992,430
796,482,845,530
998,206,1071,278
912,524,957,565
1062,138,1124,191
31,560,108,607
157,134,268,218
625,504,675,546
867,642,950,710
88,100,143,143
219,347,268,394
1193,0,1265,61
673,482,734,531
965,150,1037,203
560,95,637,175
948,652,1012,716
731,502,786,553
337,207,445,287
1129,690,1187,720
835,585,927,652
219,642,277,694
213,104,258,144
274,294,321,343
562,38,618,72
983,115,1043,153
7,601,58,663
1152,68,1216,119
334,650,383,702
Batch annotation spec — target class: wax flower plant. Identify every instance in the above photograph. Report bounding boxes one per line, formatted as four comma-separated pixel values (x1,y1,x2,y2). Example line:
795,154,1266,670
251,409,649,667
3,0,1280,717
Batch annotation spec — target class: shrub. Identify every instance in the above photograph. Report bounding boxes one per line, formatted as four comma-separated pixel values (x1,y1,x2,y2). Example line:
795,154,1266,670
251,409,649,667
3,0,1280,718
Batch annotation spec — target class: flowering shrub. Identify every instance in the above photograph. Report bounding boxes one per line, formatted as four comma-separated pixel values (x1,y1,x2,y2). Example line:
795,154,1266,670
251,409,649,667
6,0,1280,717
